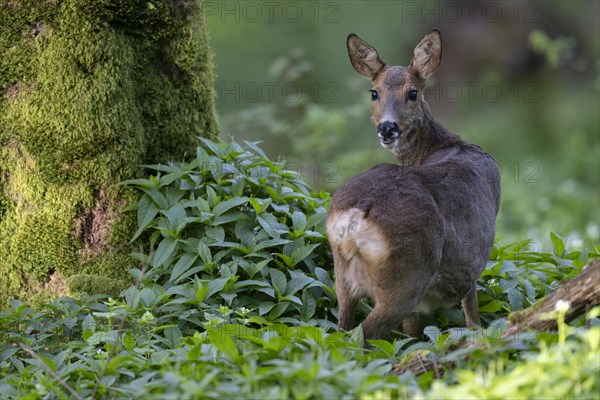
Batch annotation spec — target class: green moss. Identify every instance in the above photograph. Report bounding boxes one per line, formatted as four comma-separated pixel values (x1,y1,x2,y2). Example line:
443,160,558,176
67,274,129,299
0,0,219,307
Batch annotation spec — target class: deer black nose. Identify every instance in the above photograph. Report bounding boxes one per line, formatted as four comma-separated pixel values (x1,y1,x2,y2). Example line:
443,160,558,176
377,121,400,138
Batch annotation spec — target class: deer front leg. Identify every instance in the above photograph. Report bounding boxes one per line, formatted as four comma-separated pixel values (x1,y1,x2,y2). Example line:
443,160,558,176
402,312,421,337
462,283,480,328
361,303,407,341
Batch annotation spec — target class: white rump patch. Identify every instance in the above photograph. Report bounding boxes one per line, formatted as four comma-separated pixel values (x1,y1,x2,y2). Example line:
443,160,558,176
327,208,390,267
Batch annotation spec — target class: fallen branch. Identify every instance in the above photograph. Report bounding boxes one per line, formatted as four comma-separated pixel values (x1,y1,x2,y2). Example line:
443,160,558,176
504,259,600,334
394,259,600,376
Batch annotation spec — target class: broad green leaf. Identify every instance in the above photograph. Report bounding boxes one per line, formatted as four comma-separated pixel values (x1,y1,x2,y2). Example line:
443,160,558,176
159,171,187,187
368,340,395,357
205,278,230,299
424,325,443,344
254,238,291,251
232,279,271,289
307,212,326,230
121,177,155,189
258,302,276,316
196,285,209,302
479,299,507,312
163,203,187,230
301,289,316,321
197,242,213,264
146,188,169,209
315,267,334,289
82,313,96,333
256,286,276,298
140,287,156,307
285,272,314,296
292,210,307,232
270,269,287,296
169,254,198,282
189,197,210,213
507,287,524,310
164,326,183,348
550,232,565,257
279,295,302,306
206,185,219,206
291,244,320,266
267,302,289,320
82,329,94,342
153,237,178,268
251,259,270,277
132,194,159,242
231,176,245,197
213,212,245,226
123,286,140,310
0,348,18,364
199,137,225,158
246,315,270,326
350,325,364,347
212,197,248,216
258,213,283,238
205,226,225,243
175,265,206,283
274,253,293,268
263,185,280,202
208,328,239,360
38,356,56,372
244,140,268,158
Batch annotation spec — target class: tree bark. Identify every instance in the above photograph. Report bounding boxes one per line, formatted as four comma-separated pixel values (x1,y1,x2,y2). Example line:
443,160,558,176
394,259,600,376
0,0,218,307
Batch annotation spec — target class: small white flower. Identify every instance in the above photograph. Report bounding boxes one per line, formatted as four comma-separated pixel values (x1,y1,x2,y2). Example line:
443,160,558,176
140,311,155,323
586,224,599,240
555,300,571,312
570,238,583,249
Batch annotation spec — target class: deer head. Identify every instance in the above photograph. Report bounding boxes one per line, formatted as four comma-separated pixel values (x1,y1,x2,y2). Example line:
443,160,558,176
347,30,442,162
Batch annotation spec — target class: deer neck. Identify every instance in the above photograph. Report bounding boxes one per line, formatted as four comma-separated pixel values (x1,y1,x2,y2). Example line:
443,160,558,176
391,105,458,166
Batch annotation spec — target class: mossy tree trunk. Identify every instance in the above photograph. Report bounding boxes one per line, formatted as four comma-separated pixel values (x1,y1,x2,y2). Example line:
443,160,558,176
0,0,218,306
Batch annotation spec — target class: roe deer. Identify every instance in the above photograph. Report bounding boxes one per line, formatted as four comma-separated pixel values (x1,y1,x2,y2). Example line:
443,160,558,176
327,30,501,341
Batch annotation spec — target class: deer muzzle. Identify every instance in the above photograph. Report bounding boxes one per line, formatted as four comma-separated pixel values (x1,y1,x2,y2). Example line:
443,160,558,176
377,121,401,146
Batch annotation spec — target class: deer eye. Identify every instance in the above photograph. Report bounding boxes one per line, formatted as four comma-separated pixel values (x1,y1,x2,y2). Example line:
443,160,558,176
407,89,418,101
369,90,379,101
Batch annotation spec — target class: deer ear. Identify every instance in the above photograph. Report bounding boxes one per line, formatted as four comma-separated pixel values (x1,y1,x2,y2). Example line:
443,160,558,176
409,29,442,79
347,33,386,79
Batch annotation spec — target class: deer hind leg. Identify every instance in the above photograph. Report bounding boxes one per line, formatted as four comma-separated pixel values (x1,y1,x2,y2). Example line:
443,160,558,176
461,283,480,328
361,262,433,341
333,249,361,331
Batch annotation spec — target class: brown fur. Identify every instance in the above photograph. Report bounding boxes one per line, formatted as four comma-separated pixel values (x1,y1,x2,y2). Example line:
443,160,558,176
328,30,500,341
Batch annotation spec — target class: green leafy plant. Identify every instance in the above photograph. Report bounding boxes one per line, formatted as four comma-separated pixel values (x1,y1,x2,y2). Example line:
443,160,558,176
122,138,337,332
